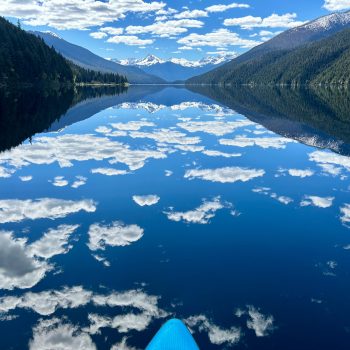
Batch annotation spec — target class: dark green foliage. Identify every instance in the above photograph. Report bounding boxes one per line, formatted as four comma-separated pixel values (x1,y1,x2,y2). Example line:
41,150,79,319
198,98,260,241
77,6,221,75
0,17,73,85
188,29,350,86
0,17,128,86
70,63,127,85
188,85,350,155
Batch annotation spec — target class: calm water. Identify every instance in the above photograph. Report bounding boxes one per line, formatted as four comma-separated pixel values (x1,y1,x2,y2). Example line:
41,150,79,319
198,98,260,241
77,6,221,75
0,86,350,350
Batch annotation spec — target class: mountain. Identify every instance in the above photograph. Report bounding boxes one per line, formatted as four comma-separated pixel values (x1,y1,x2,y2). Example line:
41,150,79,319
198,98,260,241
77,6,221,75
188,11,350,85
188,85,350,156
33,31,165,84
0,18,72,86
114,54,235,82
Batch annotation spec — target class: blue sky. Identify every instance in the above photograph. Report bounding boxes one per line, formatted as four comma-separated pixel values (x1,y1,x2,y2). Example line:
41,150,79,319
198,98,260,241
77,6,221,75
2,0,350,61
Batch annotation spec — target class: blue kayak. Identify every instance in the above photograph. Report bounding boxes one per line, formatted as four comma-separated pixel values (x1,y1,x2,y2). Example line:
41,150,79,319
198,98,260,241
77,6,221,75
146,319,200,350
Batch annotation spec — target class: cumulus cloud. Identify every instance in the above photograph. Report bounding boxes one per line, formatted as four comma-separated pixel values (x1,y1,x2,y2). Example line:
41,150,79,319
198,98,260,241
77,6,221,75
224,13,305,29
0,133,166,173
177,120,254,136
132,195,160,206
202,150,242,158
89,32,107,39
88,221,144,251
323,0,350,11
246,306,275,337
126,19,204,38
91,168,129,176
300,196,334,208
19,175,33,182
340,204,350,225
253,187,293,205
177,28,260,48
111,337,139,350
0,225,78,290
129,129,201,145
29,318,96,350
185,167,265,183
219,135,294,149
111,121,155,131
0,0,165,30
186,315,241,345
0,198,95,224
309,151,350,177
206,2,250,13
107,35,154,46
71,176,87,188
164,197,230,224
50,176,69,187
285,169,314,178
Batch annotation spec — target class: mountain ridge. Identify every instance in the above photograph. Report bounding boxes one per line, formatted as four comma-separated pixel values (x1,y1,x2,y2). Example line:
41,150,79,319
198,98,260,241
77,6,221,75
188,10,350,85
32,31,165,84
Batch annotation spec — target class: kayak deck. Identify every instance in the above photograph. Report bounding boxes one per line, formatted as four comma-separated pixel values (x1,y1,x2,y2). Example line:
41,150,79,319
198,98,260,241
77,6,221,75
146,319,200,350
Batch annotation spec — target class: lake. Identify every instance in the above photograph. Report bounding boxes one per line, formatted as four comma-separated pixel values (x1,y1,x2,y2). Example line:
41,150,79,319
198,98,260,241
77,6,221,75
0,85,350,350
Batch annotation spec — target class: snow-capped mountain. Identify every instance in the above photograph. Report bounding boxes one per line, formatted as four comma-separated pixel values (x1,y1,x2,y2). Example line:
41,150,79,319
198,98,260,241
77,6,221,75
32,31,165,84
302,11,350,31
116,53,235,68
113,53,235,81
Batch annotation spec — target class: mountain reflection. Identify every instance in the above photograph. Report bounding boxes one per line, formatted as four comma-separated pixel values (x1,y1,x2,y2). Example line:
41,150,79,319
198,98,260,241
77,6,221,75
0,85,128,152
188,85,350,155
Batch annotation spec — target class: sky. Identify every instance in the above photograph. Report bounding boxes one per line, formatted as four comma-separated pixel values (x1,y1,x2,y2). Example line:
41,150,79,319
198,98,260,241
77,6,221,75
1,0,350,61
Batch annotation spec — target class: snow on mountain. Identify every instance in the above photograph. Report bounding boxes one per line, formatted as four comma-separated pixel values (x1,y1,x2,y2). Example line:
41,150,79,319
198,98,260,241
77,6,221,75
115,53,235,68
296,10,350,32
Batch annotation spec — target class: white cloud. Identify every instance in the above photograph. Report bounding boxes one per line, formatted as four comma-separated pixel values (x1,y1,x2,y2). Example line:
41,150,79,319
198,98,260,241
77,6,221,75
89,32,107,39
220,135,294,149
323,0,350,11
107,35,154,46
186,315,241,345
111,337,139,350
0,0,165,30
50,176,69,187
19,175,32,182
177,120,254,136
177,28,260,48
253,187,293,205
300,196,334,208
174,10,208,19
0,198,96,224
165,170,173,176
164,197,230,224
88,221,144,251
111,121,155,131
71,176,87,188
91,168,129,176
28,225,79,259
246,306,274,337
287,169,314,178
340,204,350,225
185,167,265,183
309,151,350,176
129,129,201,145
0,225,78,290
224,13,305,29
206,3,250,13
29,318,96,350
202,150,242,158
126,19,204,38
132,195,160,206
100,27,124,35
0,133,166,173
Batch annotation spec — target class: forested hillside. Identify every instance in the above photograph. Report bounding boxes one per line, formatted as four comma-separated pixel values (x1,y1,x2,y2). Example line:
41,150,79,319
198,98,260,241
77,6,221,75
0,17,73,85
0,17,128,86
188,28,350,86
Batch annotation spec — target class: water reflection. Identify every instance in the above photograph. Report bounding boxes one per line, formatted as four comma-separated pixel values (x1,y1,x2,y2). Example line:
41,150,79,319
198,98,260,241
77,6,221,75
188,85,350,155
0,85,350,350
